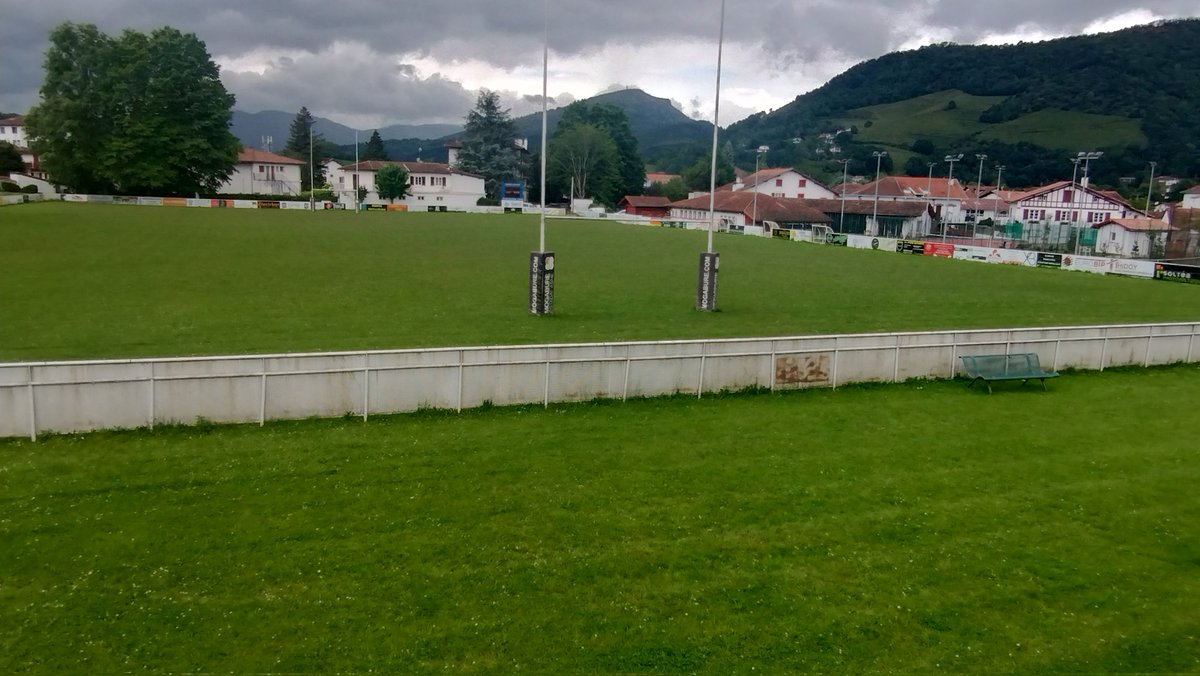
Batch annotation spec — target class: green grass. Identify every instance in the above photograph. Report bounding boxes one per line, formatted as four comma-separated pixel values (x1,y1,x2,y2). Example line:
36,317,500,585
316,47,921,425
839,89,1145,154
2,202,1198,361
2,366,1198,672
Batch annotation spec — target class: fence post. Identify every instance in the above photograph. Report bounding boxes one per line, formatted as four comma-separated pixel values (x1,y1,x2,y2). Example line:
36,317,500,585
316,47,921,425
622,354,631,401
1100,336,1108,371
893,336,901,383
1053,338,1061,372
697,343,707,399
27,365,36,442
362,366,370,422
1143,332,1153,368
259,359,267,426
1189,326,1196,363
457,350,464,413
543,360,550,408
148,364,155,431
770,345,777,392
832,340,840,389
949,339,958,379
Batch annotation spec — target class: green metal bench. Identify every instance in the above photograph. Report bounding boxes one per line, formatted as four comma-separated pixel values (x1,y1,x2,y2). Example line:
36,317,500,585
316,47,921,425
959,353,1059,393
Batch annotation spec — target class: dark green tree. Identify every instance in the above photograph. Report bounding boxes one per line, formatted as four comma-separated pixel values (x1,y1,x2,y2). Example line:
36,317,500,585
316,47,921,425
547,123,619,204
682,152,735,191
283,106,327,191
26,23,239,195
362,130,389,161
0,141,24,174
554,102,644,199
456,91,526,200
375,163,410,203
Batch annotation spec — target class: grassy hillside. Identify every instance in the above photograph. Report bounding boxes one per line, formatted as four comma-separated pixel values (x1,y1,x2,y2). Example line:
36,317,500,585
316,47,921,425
727,20,1200,185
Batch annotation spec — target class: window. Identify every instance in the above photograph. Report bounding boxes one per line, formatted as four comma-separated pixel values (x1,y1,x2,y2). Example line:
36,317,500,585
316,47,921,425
412,176,426,186
798,179,807,188
1063,190,1073,203
775,178,783,187
258,165,265,173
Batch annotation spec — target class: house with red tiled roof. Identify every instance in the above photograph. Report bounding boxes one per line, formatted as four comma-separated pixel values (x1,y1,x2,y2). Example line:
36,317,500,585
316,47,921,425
218,148,306,195
801,199,929,238
841,176,967,233
1092,217,1173,258
726,167,836,200
619,195,672,218
330,159,485,210
0,113,47,180
644,172,680,188
668,192,829,235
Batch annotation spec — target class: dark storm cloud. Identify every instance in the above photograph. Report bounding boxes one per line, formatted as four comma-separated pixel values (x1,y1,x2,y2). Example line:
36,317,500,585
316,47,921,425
3,0,1197,119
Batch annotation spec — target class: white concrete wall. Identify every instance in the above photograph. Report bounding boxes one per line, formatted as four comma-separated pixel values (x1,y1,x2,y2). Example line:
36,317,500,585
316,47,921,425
220,163,303,195
3,323,1196,439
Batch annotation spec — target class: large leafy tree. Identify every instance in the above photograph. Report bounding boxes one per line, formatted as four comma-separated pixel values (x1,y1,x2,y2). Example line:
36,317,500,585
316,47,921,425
375,163,410,203
555,102,644,199
26,23,239,195
547,124,619,205
456,91,526,200
682,153,736,191
282,106,327,191
0,142,24,174
362,130,389,161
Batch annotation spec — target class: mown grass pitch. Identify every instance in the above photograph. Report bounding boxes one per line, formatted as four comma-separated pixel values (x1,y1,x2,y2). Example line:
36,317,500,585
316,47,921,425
2,366,1198,672
2,202,1197,361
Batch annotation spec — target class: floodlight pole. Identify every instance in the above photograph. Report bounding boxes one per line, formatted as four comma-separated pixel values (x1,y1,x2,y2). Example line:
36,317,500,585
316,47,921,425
973,153,987,241
530,0,554,315
994,164,1005,234
871,151,886,237
696,0,725,312
943,154,962,243
926,162,935,236
1145,161,1157,215
354,130,360,215
751,145,768,231
837,158,850,233
309,126,315,211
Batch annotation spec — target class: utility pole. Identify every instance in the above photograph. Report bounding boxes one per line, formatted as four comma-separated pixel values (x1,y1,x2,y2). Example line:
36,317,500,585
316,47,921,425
697,0,725,313
837,158,850,233
943,154,963,242
871,151,887,237
751,145,768,231
973,153,987,241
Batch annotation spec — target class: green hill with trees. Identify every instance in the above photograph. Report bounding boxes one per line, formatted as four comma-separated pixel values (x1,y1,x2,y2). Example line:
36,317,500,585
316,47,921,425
725,19,1200,188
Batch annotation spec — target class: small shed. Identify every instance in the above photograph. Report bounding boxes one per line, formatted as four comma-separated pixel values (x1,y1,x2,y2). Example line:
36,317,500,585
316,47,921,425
620,195,672,219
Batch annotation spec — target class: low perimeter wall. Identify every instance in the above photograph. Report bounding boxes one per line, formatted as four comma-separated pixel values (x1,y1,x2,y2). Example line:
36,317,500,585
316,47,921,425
2,323,1197,439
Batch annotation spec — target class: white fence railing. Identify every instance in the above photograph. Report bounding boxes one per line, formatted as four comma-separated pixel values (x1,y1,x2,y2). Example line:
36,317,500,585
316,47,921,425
2,322,1197,439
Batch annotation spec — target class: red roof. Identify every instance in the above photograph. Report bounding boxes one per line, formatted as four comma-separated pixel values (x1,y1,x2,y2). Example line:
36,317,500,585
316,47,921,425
1094,218,1172,232
0,114,25,126
852,176,970,200
238,148,305,165
801,199,927,218
670,192,830,224
1184,185,1200,195
620,195,672,208
645,172,680,185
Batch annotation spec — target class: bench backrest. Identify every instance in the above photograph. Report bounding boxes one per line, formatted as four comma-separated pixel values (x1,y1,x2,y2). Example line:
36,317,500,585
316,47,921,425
960,353,1043,377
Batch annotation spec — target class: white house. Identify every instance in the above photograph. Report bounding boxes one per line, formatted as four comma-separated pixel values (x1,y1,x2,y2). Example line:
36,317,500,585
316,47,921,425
1009,181,1144,247
219,148,304,195
729,167,836,200
1183,185,1200,209
331,160,486,210
0,114,46,179
1092,218,1172,258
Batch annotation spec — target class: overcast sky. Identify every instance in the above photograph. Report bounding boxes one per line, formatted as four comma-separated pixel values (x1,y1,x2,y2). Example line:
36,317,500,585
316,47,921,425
2,1,1197,129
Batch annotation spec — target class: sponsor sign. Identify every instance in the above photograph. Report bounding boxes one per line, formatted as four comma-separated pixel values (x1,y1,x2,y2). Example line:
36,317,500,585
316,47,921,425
1107,258,1155,279
1154,262,1200,284
923,242,955,258
185,198,211,208
529,251,555,315
387,204,409,212
696,252,719,311
163,197,187,207
87,194,114,204
114,196,138,205
775,355,831,388
63,194,88,202
954,245,990,261
897,239,924,255
363,203,387,211
825,233,848,246
987,248,1035,266
1061,254,1109,274
1036,252,1064,269
137,197,163,206
233,200,257,208
257,200,281,209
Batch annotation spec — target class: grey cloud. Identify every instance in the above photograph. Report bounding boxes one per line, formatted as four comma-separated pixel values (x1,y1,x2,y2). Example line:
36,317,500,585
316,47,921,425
2,0,1197,119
